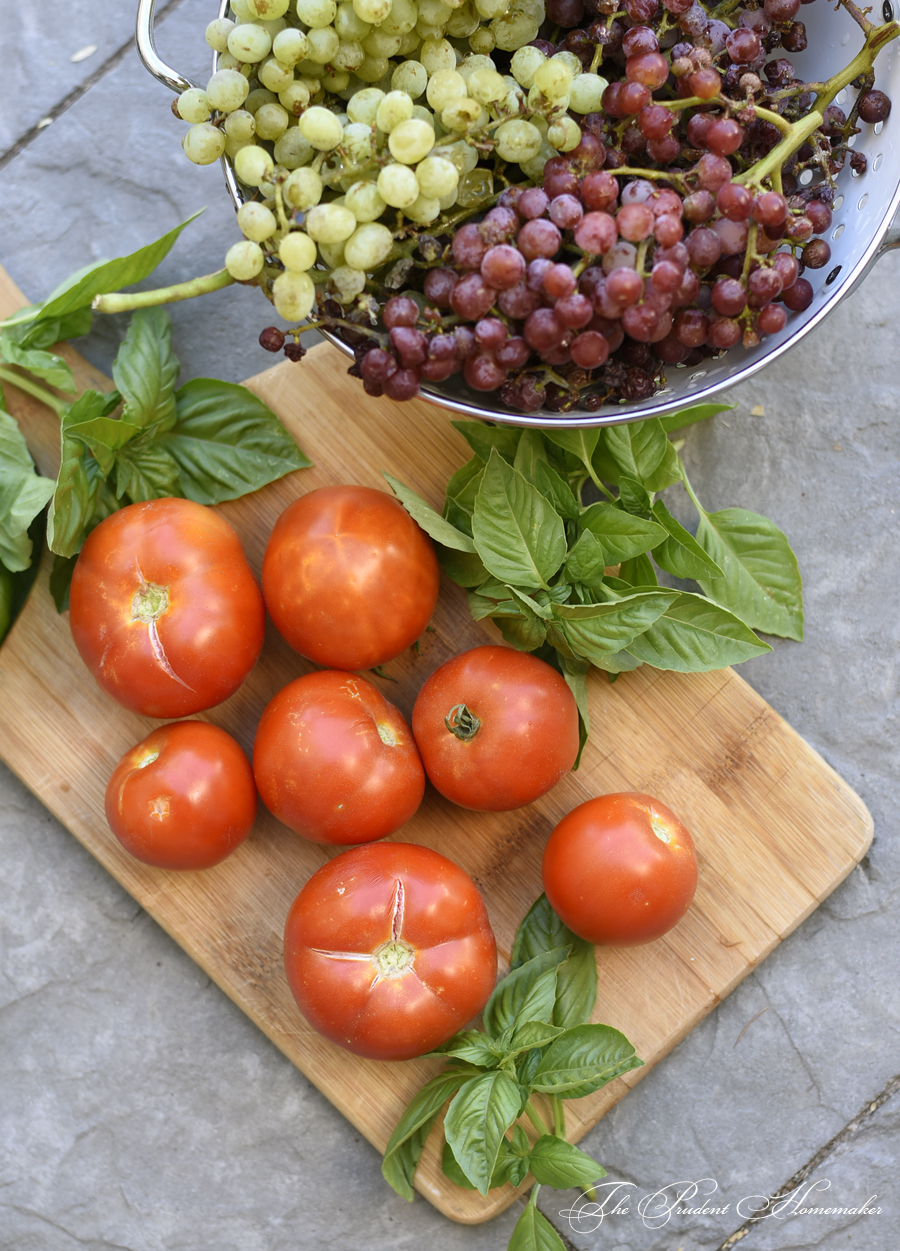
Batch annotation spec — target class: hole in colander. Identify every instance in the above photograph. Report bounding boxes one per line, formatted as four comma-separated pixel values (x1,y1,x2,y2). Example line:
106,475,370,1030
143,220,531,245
833,223,845,238
859,193,869,209
874,153,884,171
836,88,848,104
690,371,708,381
848,133,858,147
851,166,861,177
883,0,893,21
826,265,842,285
834,194,845,209
799,168,813,185
875,120,884,134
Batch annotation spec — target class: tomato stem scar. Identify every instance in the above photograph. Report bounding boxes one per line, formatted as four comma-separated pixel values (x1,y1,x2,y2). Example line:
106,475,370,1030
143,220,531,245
445,703,481,742
371,937,416,979
131,582,169,623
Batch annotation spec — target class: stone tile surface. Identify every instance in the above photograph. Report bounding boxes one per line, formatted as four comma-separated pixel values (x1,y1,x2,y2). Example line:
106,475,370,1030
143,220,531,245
1,1,898,1248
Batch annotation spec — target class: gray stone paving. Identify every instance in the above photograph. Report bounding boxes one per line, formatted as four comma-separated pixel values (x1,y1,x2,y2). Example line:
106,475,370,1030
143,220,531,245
0,2,898,1248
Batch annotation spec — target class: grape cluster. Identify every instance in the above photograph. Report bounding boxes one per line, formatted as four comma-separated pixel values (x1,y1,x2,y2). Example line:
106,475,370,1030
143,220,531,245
174,0,896,412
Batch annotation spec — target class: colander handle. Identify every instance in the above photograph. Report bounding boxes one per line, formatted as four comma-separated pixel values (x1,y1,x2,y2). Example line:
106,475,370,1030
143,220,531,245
879,207,900,254
135,0,197,94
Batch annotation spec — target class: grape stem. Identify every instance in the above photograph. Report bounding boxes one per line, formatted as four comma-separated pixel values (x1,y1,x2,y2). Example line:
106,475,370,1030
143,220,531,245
733,109,823,188
91,268,235,313
0,365,67,418
813,18,900,114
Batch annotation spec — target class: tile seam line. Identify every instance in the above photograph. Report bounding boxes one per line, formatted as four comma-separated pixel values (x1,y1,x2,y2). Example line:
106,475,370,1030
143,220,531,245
715,1068,900,1251
0,0,190,175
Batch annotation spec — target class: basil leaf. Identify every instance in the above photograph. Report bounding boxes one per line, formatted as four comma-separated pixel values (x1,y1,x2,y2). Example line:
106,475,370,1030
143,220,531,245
0,334,76,393
564,531,607,586
385,472,476,552
508,1020,568,1052
443,1069,522,1194
534,458,580,521
509,585,554,621
617,553,658,586
651,499,724,581
556,653,590,762
541,427,601,477
5,304,93,350
510,894,598,1029
603,419,681,492
112,307,179,435
513,429,549,483
617,475,652,517
531,1024,643,1097
528,1136,606,1189
483,947,571,1038
436,543,487,587
554,592,677,664
0,408,56,571
658,400,735,433
580,502,666,565
451,420,522,464
45,391,123,557
382,1068,471,1200
472,449,566,590
496,614,548,652
441,1139,478,1190
627,589,772,670
49,553,78,613
427,1031,504,1066
443,457,483,534
114,436,181,502
696,508,804,641
509,1196,568,1251
159,378,310,505
22,211,203,324
66,413,140,476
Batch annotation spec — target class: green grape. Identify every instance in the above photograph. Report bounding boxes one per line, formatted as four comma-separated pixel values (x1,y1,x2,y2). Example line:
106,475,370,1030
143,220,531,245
493,116,541,161
335,1,372,39
176,88,212,123
227,23,273,61
234,143,276,183
419,37,455,73
441,97,481,131
457,53,492,78
551,50,582,78
510,43,544,87
305,27,340,62
391,59,427,97
519,142,551,181
279,231,319,271
329,266,367,301
530,110,548,135
467,25,493,51
306,202,358,242
568,71,607,113
347,86,384,124
419,0,452,24
343,221,394,268
405,192,441,223
274,126,315,166
324,67,352,90
259,56,296,91
432,137,477,174
206,18,236,51
273,28,310,62
230,0,256,18
341,120,376,163
226,239,266,280
532,58,572,102
353,0,393,22
456,167,492,205
398,27,422,53
344,179,386,221
438,186,457,209
378,0,417,33
318,238,346,268
466,65,505,102
238,201,278,240
411,103,437,131
224,108,257,140
206,68,252,112
377,162,419,207
388,117,435,162
279,80,311,114
182,123,228,164
248,0,290,15
356,54,390,82
216,51,242,71
474,0,508,16
244,87,278,113
445,2,479,37
548,114,581,150
257,15,289,35
375,90,414,132
415,153,457,197
273,270,316,320
491,9,539,50
297,0,338,25
363,28,402,56
298,105,344,148
334,40,366,70
225,134,255,159
426,67,466,111
255,101,290,139
415,18,444,40
284,165,324,208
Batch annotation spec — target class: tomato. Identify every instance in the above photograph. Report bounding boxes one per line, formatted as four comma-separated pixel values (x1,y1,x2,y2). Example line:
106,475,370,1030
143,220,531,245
411,645,580,812
105,720,257,870
253,670,425,844
542,792,699,946
69,498,265,718
283,841,497,1060
261,484,440,671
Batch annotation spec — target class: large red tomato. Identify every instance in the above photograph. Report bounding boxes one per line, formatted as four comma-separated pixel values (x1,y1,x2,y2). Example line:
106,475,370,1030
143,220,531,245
253,670,425,844
542,792,699,946
105,720,257,870
283,842,497,1060
261,484,440,671
411,645,580,811
69,498,265,718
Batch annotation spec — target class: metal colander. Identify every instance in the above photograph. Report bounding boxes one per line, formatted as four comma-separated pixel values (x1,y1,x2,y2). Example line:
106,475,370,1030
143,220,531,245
136,0,900,428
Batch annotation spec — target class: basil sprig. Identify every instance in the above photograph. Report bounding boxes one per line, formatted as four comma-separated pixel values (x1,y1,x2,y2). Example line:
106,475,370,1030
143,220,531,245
386,410,803,750
382,894,641,1251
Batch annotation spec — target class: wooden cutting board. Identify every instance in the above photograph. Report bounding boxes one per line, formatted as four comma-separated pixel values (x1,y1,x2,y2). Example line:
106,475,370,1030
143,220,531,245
0,265,873,1224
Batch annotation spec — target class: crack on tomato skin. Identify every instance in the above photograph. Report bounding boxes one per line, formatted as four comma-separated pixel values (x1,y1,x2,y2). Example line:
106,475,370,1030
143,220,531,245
146,620,195,693
389,878,405,941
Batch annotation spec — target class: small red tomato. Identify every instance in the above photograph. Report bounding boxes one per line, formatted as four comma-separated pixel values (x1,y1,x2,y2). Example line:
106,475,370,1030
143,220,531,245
284,842,497,1060
253,670,425,844
69,498,265,718
105,721,257,870
411,645,580,811
261,484,440,671
542,792,699,946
